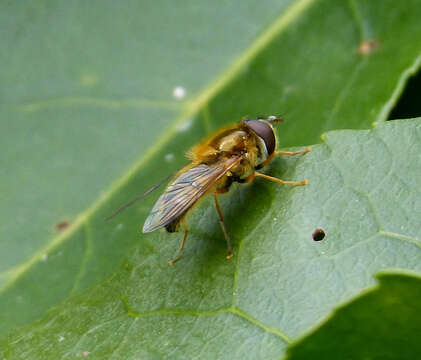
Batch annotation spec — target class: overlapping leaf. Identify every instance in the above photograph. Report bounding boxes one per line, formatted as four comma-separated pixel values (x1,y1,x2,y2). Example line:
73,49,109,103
286,272,421,360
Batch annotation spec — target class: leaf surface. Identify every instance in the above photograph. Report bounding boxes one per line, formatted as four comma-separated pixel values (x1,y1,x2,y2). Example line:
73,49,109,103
1,0,421,336
2,119,420,359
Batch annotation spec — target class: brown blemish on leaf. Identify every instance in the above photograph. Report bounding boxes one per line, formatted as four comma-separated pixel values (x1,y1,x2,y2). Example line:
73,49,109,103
56,221,71,231
358,40,379,55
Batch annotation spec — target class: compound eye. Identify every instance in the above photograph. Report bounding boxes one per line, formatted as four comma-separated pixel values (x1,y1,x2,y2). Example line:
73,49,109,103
244,120,276,155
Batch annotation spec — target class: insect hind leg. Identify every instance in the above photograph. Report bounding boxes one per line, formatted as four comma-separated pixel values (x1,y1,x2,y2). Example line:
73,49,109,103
168,223,189,265
213,193,233,259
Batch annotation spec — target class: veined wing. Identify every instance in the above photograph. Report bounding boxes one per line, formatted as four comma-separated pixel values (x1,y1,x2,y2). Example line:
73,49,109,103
142,156,241,233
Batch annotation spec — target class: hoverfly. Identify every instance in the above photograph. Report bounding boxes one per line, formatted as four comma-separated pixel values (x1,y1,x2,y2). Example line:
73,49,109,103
107,116,310,265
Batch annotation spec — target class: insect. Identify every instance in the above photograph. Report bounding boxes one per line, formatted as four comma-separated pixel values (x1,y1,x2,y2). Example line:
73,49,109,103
107,116,311,265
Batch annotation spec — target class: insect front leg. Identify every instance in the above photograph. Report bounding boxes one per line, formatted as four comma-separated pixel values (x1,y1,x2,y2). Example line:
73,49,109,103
259,147,311,168
213,193,233,260
244,172,307,186
168,222,189,265
275,147,311,157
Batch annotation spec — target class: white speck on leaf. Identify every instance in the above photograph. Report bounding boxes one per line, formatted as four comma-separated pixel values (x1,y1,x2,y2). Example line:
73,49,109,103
58,336,65,342
165,153,174,162
177,118,193,132
173,86,186,99
41,253,48,262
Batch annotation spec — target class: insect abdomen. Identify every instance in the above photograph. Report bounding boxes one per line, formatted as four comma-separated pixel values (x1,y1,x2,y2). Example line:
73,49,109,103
165,218,180,233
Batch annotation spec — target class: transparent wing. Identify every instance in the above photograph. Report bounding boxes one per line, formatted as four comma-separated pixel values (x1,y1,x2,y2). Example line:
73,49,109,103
105,170,178,221
142,156,241,233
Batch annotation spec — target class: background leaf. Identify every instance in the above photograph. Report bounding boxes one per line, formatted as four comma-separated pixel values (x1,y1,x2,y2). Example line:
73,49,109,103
0,0,306,331
2,0,421,335
1,118,420,359
285,271,421,360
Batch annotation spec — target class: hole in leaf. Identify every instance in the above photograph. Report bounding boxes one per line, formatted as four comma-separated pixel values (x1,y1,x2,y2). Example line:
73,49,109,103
312,228,325,241
389,69,421,120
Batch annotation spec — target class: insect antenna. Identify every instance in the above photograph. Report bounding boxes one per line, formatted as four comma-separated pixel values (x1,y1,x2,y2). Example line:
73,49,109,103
105,170,178,221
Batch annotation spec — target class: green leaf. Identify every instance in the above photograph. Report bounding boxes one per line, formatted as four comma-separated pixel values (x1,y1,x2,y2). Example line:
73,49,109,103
285,271,421,360
2,118,420,359
2,0,421,335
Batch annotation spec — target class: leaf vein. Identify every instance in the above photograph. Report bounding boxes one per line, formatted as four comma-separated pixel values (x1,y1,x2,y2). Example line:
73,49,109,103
229,307,291,344
4,97,184,112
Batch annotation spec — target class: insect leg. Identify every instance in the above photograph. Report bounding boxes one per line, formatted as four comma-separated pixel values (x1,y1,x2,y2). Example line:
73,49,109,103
213,193,233,259
275,147,311,156
168,223,189,265
259,147,311,168
247,172,308,186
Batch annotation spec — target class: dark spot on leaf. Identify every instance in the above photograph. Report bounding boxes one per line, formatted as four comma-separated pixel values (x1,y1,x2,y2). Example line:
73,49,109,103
312,228,325,241
56,221,71,231
358,40,379,55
